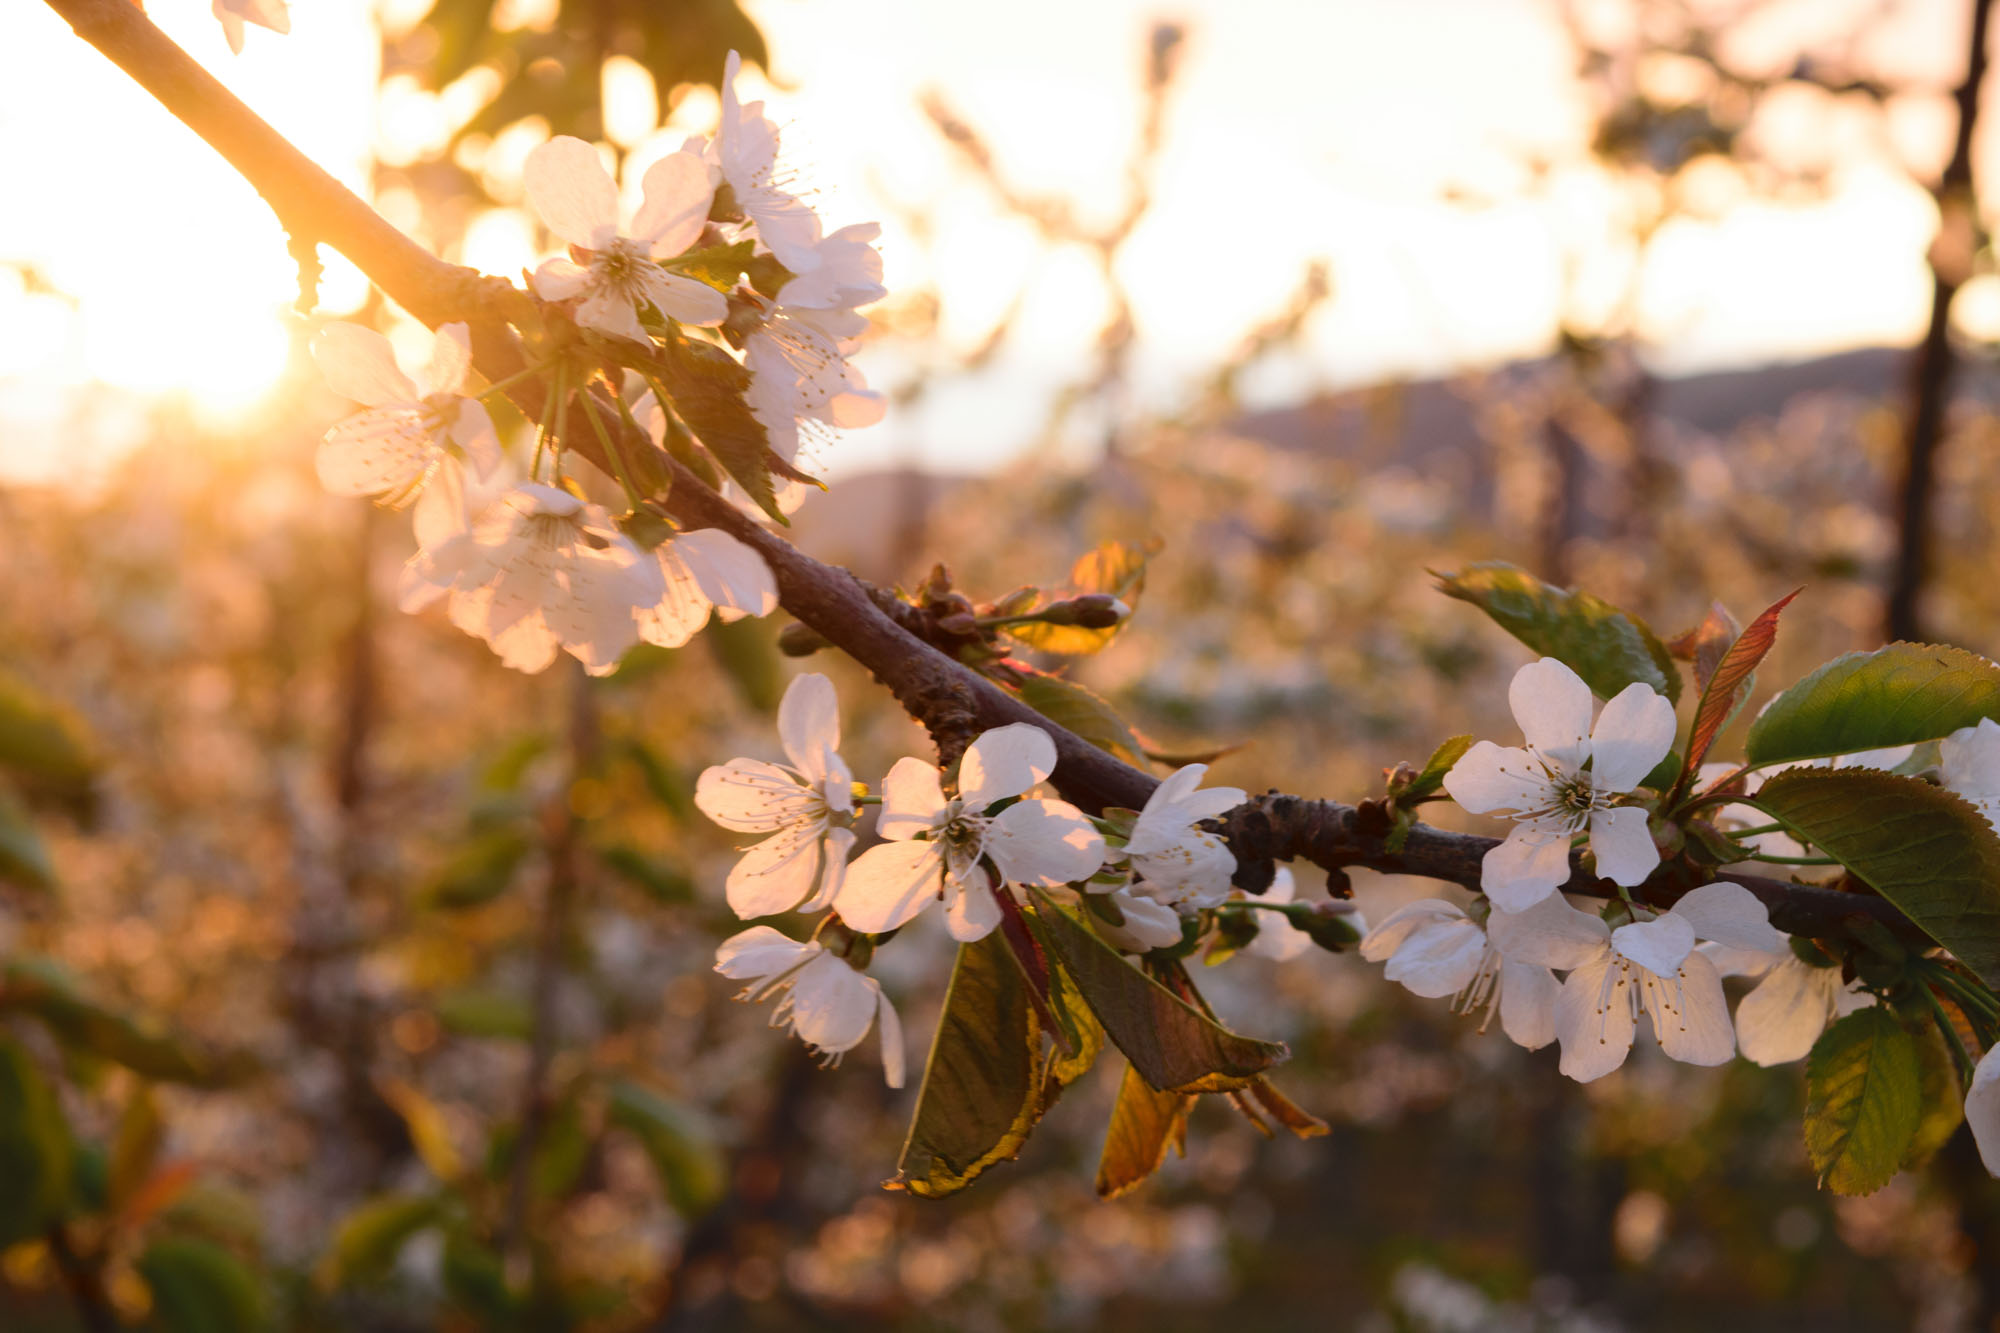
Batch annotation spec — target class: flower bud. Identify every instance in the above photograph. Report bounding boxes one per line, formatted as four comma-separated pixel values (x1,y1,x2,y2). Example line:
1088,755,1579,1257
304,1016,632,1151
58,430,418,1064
778,622,830,657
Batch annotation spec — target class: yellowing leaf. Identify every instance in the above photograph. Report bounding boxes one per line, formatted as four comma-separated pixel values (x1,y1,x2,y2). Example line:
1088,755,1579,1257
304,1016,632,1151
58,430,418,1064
1095,1061,1194,1199
1804,1008,1922,1196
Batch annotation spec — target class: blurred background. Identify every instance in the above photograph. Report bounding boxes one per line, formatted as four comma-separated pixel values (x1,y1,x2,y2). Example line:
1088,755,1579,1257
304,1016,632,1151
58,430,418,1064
3,0,2000,1328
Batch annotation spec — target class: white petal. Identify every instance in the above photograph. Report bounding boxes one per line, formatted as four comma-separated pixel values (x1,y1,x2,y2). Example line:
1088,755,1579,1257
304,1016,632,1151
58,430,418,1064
421,322,476,397
876,756,946,840
745,187,825,273
1480,826,1574,912
1555,958,1635,1082
876,985,906,1089
1498,959,1560,1050
725,821,824,919
1671,880,1786,952
1382,918,1487,998
1942,717,2000,802
1965,1043,2000,1175
943,878,1003,942
317,407,431,497
632,150,715,256
531,257,591,301
958,724,1057,809
800,825,854,914
1105,890,1187,952
1486,892,1610,969
833,839,942,934
1612,912,1696,976
674,528,778,619
986,799,1106,887
1360,899,1467,962
786,952,878,1053
714,925,812,980
1587,806,1660,887
1734,957,1832,1066
312,322,417,407
1649,949,1735,1065
1588,682,1678,792
639,544,716,648
1442,742,1550,815
1699,942,1781,980
445,399,502,478
777,672,841,783
523,135,620,250
1130,831,1237,905
411,459,470,549
575,287,651,344
1244,910,1312,961
637,266,730,327
1510,657,1593,767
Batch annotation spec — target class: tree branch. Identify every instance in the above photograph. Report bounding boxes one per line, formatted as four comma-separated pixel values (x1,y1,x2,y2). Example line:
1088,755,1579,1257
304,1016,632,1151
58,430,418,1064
41,0,1937,952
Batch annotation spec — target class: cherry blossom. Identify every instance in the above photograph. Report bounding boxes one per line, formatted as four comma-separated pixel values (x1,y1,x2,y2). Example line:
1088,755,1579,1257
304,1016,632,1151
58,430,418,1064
1244,866,1316,962
1499,882,1782,1082
696,673,855,919
213,0,288,54
834,725,1106,942
1117,763,1246,910
400,482,664,676
524,137,726,343
1702,938,1870,1067
1941,717,2000,832
714,927,903,1087
1970,1042,2000,1176
1096,887,1189,954
1443,658,1676,912
312,322,501,548
713,50,824,272
1360,895,1579,1050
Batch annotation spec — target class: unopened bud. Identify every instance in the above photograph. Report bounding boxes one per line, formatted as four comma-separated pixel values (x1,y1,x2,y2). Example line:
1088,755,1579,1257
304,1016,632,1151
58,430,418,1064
778,622,830,657
1037,594,1130,629
936,612,979,637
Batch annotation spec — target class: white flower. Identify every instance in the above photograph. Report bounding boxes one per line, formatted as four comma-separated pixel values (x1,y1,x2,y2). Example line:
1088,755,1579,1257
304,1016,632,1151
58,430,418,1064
696,673,855,919
1443,658,1676,912
1941,717,2000,831
1120,763,1246,909
1501,881,1781,1082
400,482,665,676
714,50,824,273
640,527,779,648
1360,895,1576,1050
213,0,288,54
1244,866,1317,962
1702,939,1870,1067
524,137,726,343
714,926,903,1087
312,322,501,548
1969,1042,2000,1176
834,725,1106,942
1097,887,1188,954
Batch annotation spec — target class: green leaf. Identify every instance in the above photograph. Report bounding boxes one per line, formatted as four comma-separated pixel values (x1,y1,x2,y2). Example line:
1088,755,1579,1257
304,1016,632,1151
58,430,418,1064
606,1081,726,1218
1746,769,2000,987
136,1237,266,1333
1804,1008,1922,1196
0,670,97,796
1094,1061,1194,1200
0,788,54,891
648,335,785,524
1006,540,1158,656
1027,893,1287,1093
1681,590,1797,783
441,1225,513,1322
1434,562,1681,703
705,616,785,713
0,1040,72,1248
1014,673,1146,767
1393,735,1472,802
321,1193,444,1288
665,240,756,293
593,842,694,904
433,988,534,1041
891,933,1050,1198
108,1083,163,1212
1746,642,2000,766
1,959,260,1086
419,826,531,911
1902,1019,1964,1172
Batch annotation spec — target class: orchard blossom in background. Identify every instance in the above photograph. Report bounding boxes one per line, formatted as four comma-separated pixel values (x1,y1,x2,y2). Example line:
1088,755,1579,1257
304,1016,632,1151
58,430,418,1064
1701,937,1870,1067
524,136,726,343
400,483,664,676
213,0,287,53
709,50,824,272
312,322,501,548
1119,763,1246,909
696,673,856,919
1443,658,1675,912
714,927,903,1088
1500,882,1785,1082
1360,895,1575,1051
835,725,1106,942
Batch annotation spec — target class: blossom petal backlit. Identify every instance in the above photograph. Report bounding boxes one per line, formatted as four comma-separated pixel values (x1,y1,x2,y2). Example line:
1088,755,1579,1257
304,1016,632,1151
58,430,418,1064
985,798,1106,888
958,724,1057,809
524,135,621,251
1509,657,1593,767
1440,742,1550,815
876,756,947,840
834,839,942,934
1648,948,1735,1066
1587,682,1678,792
313,322,418,408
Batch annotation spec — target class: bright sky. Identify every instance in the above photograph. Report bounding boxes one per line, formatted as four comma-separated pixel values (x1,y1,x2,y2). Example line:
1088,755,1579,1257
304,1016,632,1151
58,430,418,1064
0,0,1983,482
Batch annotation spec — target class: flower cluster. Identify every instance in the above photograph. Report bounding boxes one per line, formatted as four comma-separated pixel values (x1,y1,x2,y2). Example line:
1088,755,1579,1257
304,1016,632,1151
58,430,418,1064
693,675,1310,1082
310,53,884,677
